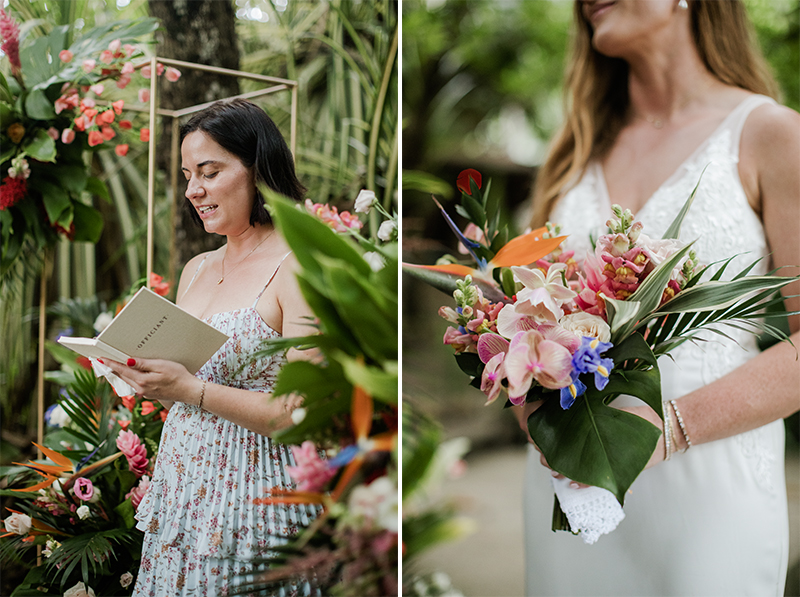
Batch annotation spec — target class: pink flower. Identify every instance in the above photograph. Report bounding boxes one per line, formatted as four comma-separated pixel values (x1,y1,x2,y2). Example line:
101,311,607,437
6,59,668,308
512,263,577,323
73,115,86,132
81,97,96,110
0,9,21,75
458,223,485,255
477,333,510,404
140,128,150,142
285,441,335,492
59,49,73,63
140,400,155,416
165,67,181,82
89,83,104,95
149,273,170,296
138,88,150,103
46,127,59,140
121,61,134,74
125,475,150,509
115,74,131,89
87,130,103,147
82,59,96,73
101,126,115,141
496,303,538,338
115,144,129,157
116,430,148,476
108,39,121,53
119,120,132,130
123,44,136,57
112,99,124,115
99,50,113,64
504,330,573,404
73,477,94,501
97,110,115,125
304,199,363,233
140,65,151,79
156,62,164,76
442,326,476,354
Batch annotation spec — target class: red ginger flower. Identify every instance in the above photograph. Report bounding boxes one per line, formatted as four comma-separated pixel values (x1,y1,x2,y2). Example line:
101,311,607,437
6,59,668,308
0,9,21,75
0,176,26,210
116,430,149,477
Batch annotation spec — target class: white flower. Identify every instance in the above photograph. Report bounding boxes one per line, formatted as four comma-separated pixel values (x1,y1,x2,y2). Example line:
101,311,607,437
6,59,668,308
512,263,577,323
47,404,71,428
43,539,61,558
354,189,376,213
93,311,114,333
377,220,397,242
76,505,91,520
559,312,611,343
88,485,102,504
3,513,31,535
119,572,133,588
290,407,306,425
363,251,386,272
347,476,398,532
8,156,30,179
63,582,96,597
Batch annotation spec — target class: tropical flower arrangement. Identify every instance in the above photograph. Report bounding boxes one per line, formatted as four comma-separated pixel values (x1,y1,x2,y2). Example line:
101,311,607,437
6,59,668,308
0,275,171,595
405,169,798,533
0,8,180,279
230,189,398,596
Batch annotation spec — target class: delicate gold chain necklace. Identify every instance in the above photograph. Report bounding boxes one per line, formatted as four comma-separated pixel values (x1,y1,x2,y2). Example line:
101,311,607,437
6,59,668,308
217,231,272,285
633,80,713,129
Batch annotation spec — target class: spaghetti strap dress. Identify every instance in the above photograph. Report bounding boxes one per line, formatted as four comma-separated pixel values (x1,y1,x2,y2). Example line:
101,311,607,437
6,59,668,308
523,95,790,596
133,252,317,597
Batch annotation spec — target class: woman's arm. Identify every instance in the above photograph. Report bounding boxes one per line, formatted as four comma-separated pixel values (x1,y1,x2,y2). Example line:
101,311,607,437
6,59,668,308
665,104,800,453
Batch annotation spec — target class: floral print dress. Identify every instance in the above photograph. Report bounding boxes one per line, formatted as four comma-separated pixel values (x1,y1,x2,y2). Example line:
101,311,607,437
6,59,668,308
133,255,316,597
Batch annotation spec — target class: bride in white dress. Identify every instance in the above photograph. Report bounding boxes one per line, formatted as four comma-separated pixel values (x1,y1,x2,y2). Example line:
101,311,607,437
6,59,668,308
519,1,799,595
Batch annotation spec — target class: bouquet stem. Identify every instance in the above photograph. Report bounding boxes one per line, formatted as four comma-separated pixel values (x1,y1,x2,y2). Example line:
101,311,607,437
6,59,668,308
551,496,572,533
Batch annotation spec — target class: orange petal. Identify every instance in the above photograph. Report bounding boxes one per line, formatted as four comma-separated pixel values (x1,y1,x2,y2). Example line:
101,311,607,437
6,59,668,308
413,263,476,277
331,457,363,502
32,443,74,469
491,231,567,268
351,386,373,441
368,432,396,452
67,452,123,485
11,478,56,492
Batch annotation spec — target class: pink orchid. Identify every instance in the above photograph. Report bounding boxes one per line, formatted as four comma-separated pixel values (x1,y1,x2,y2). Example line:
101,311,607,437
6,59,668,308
116,430,148,477
442,326,475,354
285,441,335,492
477,333,510,404
538,323,582,354
496,303,538,338
504,330,573,404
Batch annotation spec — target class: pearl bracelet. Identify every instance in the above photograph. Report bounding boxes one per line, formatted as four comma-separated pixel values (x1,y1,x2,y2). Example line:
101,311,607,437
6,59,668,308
662,400,673,461
198,380,207,410
670,399,692,450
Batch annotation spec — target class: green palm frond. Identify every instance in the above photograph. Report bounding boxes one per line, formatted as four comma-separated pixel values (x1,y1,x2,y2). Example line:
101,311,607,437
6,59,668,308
45,527,138,589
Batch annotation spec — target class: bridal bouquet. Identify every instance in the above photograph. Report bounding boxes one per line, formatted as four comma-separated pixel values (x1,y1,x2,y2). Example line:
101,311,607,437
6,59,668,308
406,169,798,541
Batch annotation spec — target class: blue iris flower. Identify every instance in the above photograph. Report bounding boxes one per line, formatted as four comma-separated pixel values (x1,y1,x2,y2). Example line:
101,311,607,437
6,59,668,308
560,337,615,410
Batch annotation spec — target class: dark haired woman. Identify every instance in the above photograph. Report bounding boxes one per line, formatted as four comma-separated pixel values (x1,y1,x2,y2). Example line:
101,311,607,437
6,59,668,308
518,1,799,595
105,99,316,596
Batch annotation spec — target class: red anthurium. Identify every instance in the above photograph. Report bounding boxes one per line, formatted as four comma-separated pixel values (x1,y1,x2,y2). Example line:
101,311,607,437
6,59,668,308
456,169,482,195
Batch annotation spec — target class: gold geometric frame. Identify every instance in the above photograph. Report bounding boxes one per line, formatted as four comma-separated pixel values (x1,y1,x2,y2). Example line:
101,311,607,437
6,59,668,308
37,57,298,455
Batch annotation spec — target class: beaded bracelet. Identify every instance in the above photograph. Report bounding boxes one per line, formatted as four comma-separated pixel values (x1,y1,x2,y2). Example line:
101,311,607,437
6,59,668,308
662,400,673,461
198,380,207,410
669,399,692,450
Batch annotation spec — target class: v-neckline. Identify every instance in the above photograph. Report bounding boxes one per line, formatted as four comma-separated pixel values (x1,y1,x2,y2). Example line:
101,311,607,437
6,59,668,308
596,94,757,216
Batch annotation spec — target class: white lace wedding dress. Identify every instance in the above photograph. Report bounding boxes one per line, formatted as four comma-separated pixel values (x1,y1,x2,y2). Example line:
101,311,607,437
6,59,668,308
523,95,789,596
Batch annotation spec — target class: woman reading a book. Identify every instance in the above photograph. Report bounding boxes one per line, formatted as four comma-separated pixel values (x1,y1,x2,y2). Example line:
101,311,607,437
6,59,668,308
104,99,317,596
516,1,799,595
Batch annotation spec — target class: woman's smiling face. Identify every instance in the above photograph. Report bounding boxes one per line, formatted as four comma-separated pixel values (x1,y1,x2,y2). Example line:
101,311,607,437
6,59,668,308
181,130,256,235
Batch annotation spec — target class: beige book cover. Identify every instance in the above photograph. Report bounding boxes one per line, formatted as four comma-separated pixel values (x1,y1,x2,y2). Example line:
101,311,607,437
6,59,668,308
57,287,229,374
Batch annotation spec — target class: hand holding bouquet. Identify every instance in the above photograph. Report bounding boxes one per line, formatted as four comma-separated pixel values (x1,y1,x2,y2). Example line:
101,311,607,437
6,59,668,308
406,169,798,540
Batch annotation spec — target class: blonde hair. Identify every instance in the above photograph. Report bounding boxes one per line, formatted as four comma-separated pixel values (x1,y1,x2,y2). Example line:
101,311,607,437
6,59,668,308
530,0,779,228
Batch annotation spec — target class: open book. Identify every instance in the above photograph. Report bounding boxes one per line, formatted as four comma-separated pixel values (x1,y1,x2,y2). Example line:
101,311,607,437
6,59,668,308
58,287,229,374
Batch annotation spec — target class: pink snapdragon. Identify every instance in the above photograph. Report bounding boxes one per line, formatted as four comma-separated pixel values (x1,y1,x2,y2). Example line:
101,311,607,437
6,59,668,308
116,430,149,476
285,441,335,492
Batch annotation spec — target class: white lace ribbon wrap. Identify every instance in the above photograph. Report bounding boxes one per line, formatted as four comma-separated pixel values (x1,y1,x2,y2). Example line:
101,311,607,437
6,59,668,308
90,358,136,397
551,476,625,545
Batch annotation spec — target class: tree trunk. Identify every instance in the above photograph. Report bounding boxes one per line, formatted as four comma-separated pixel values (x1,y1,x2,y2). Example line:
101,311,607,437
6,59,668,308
147,0,242,278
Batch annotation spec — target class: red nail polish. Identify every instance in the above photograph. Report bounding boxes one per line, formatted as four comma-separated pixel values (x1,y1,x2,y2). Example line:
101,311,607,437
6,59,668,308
98,358,105,365
127,358,136,367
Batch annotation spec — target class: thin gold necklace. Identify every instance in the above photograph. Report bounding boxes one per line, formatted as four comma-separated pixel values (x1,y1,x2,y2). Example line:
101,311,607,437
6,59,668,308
217,231,272,285
633,81,712,129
